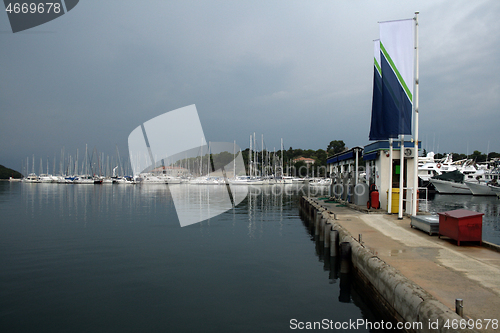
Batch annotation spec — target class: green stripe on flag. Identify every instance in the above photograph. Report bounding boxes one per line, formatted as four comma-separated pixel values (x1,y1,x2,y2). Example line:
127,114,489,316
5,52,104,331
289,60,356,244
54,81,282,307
374,57,381,76
380,42,412,102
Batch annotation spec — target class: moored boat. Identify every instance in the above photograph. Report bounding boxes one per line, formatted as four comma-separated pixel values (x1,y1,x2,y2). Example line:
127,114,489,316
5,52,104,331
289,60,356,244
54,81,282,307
429,170,471,194
487,183,500,198
23,173,40,183
465,181,496,196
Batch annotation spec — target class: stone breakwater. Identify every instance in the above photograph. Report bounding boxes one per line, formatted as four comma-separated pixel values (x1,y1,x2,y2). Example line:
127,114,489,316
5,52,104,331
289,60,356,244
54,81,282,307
300,196,480,333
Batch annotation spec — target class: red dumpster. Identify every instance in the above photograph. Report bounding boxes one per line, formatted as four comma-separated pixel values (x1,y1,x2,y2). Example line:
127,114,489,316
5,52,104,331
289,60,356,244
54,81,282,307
438,209,483,246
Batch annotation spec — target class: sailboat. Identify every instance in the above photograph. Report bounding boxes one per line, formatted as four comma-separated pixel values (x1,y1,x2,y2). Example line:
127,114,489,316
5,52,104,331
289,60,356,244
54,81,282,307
23,155,40,183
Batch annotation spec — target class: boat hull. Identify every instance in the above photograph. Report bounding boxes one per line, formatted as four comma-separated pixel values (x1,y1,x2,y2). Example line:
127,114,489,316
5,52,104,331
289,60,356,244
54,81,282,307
429,179,471,195
465,182,495,196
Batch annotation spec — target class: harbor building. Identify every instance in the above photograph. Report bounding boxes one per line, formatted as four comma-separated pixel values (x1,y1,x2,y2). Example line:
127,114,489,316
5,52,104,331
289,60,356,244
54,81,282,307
327,141,421,215
363,140,421,214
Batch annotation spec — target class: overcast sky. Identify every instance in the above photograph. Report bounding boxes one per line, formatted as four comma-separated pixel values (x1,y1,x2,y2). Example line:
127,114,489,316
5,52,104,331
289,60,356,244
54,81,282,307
1,0,499,172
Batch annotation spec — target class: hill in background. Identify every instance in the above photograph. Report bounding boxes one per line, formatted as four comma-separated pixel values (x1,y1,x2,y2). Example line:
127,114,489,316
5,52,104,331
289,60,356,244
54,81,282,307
0,165,23,179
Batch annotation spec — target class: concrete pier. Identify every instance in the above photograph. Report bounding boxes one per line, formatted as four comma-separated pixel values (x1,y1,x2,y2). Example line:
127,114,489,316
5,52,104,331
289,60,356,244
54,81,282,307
300,196,500,333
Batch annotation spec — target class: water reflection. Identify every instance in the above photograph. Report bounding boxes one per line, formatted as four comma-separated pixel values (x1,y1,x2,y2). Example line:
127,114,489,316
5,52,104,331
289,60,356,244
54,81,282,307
298,203,401,331
14,182,499,246
1,182,387,333
13,182,177,228
299,203,354,302
11,182,330,228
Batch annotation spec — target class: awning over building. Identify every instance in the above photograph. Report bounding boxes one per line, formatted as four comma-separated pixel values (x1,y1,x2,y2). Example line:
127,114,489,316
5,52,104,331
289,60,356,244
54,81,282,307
326,147,363,166
363,152,378,161
363,140,421,155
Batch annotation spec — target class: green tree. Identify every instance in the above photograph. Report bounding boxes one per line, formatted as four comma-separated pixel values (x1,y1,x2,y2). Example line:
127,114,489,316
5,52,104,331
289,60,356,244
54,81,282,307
314,149,327,166
470,150,486,163
327,140,346,155
293,161,307,177
488,152,500,159
452,153,467,161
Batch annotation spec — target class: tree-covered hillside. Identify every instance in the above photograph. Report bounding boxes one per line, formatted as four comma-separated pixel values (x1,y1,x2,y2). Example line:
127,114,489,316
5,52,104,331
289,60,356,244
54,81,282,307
0,165,23,179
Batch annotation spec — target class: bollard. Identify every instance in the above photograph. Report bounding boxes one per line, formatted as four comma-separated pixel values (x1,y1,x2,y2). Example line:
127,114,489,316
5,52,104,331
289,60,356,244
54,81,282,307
330,230,339,256
319,217,325,242
455,299,463,317
340,242,351,274
314,210,321,237
358,234,362,243
324,222,331,248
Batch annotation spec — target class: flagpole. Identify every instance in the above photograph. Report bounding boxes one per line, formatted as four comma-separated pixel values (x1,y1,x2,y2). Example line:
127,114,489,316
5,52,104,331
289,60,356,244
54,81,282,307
388,138,393,214
412,11,419,216
398,135,404,219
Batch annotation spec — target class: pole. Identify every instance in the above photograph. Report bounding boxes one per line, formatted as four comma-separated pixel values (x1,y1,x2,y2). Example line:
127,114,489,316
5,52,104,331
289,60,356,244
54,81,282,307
281,138,284,178
260,134,265,177
388,138,393,214
253,132,256,177
398,135,404,219
249,134,252,177
412,11,420,216
355,148,358,186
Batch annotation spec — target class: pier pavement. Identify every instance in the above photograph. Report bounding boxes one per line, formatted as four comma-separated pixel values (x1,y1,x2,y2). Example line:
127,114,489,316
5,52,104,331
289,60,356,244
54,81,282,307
310,197,500,330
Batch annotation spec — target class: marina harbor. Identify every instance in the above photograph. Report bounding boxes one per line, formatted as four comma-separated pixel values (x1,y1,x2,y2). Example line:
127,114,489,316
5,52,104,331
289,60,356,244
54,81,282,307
2,3,499,333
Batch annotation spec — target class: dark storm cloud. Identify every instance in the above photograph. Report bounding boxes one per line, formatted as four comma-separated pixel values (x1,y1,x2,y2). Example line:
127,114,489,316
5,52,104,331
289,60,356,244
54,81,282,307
1,0,498,171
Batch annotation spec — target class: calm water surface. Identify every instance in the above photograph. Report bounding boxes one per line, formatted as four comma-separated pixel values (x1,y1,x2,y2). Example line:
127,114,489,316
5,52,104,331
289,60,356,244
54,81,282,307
0,182,383,333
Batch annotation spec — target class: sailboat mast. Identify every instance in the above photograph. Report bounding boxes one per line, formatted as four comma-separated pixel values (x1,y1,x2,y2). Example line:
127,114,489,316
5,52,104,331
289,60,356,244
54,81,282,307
249,134,252,177
281,138,284,177
253,132,256,177
75,153,78,175
261,134,264,178
208,141,211,177
200,137,203,176
274,147,276,177
85,144,88,176
116,145,123,176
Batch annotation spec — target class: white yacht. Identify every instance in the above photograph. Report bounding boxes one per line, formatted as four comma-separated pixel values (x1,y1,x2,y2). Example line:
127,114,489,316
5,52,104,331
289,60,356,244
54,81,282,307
228,176,265,185
38,174,55,183
165,176,182,184
23,173,40,183
487,183,500,198
73,175,94,184
429,167,490,195
465,166,500,196
418,153,457,182
140,174,168,184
